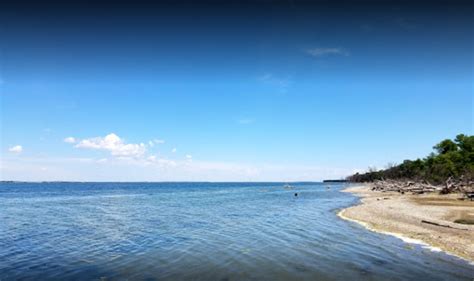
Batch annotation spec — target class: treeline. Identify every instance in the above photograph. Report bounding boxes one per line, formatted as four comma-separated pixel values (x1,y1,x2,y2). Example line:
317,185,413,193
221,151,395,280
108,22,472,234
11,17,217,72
348,134,474,185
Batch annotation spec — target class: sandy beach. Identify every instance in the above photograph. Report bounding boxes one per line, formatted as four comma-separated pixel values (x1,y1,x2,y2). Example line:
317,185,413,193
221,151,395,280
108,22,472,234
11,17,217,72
339,185,474,262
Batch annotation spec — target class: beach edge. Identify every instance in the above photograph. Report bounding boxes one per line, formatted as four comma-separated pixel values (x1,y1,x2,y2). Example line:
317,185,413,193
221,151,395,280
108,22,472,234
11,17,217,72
337,184,474,264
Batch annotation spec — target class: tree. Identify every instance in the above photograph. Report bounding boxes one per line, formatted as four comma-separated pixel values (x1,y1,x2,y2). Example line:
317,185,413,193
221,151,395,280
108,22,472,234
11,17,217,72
455,134,474,153
348,134,473,184
433,139,458,154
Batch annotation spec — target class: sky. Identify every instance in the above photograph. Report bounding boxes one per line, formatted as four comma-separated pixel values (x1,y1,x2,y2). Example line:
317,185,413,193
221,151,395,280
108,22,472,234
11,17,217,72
0,0,473,181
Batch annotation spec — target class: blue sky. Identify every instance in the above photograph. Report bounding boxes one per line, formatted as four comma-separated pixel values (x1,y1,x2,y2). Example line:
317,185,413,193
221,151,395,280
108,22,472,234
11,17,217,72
1,0,472,181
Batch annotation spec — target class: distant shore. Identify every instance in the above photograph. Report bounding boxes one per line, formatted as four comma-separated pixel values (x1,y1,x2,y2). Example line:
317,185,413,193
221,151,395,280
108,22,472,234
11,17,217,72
338,185,474,263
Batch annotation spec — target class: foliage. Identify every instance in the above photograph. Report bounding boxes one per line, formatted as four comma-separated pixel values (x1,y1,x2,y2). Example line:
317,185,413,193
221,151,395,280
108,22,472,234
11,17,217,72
347,134,474,185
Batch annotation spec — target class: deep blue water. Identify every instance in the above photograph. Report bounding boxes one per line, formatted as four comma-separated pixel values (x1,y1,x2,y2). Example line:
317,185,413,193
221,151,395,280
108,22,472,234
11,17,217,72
0,182,473,280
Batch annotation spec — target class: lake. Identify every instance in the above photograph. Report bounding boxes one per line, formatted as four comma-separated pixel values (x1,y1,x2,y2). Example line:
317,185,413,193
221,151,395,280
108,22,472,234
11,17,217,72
0,182,472,280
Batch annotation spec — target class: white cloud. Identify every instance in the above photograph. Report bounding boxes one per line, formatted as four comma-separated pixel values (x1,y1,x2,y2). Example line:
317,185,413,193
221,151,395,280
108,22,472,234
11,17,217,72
185,155,193,162
64,137,76,143
75,133,146,157
66,133,181,168
146,155,177,167
171,148,177,153
306,47,349,57
8,145,23,153
148,139,165,147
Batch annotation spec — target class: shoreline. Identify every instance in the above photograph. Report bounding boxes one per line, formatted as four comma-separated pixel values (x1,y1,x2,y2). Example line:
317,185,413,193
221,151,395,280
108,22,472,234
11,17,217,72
338,185,474,264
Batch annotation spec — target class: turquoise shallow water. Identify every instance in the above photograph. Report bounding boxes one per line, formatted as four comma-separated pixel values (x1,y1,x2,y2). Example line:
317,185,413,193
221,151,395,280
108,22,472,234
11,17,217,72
0,182,473,280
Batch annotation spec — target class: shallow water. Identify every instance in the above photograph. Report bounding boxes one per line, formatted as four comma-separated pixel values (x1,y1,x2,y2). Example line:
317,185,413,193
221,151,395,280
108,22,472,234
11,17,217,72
0,182,473,280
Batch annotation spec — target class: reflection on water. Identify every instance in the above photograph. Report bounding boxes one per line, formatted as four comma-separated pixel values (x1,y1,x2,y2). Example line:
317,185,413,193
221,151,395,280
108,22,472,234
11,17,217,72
0,182,473,280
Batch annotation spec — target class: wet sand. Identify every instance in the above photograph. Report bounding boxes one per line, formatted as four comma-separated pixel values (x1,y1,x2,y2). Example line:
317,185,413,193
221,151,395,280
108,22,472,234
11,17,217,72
338,185,474,262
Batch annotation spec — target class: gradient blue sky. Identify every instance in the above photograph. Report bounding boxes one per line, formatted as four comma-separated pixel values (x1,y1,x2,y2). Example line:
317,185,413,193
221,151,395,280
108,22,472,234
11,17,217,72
1,0,472,181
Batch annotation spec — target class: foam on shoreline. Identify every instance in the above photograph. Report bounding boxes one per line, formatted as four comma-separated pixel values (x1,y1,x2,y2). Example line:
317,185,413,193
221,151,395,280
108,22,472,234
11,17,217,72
337,185,474,265
337,209,443,252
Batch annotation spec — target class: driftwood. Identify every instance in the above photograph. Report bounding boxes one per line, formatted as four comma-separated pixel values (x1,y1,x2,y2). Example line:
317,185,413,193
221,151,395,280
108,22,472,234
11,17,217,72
440,177,456,194
421,220,469,231
464,192,474,201
371,178,473,195
440,176,474,195
370,179,442,195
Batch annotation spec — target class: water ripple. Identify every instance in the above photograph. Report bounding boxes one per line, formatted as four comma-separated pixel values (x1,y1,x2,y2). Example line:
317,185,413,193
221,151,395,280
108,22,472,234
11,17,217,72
0,182,473,280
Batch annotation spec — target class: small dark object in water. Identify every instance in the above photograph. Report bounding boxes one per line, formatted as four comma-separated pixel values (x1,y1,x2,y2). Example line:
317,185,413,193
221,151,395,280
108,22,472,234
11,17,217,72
294,193,298,197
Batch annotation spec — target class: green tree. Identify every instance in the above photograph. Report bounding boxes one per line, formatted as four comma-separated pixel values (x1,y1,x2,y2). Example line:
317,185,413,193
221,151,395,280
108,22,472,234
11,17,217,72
348,134,474,184
433,139,458,154
455,134,474,153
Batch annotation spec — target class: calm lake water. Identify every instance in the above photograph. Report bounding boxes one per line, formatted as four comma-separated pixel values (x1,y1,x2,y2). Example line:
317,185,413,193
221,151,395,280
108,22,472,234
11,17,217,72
0,182,473,280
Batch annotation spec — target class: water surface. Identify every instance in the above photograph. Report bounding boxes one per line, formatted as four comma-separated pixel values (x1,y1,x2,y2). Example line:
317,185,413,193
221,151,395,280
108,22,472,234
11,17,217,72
0,182,473,280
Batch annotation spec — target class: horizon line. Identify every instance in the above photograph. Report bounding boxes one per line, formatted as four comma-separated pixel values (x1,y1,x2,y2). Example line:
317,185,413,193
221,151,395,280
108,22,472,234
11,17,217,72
0,180,348,184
